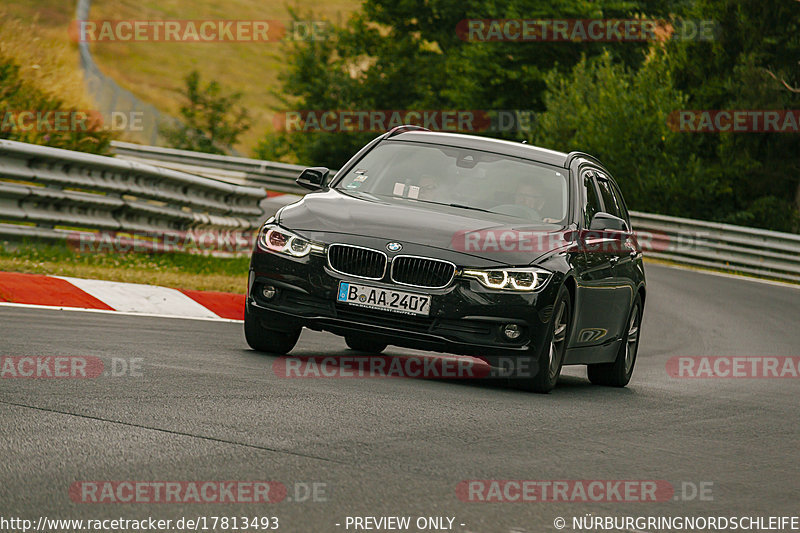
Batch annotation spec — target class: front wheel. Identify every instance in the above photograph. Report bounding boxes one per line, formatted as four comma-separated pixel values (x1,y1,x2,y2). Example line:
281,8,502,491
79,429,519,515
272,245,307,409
244,305,301,355
525,284,571,394
588,294,642,387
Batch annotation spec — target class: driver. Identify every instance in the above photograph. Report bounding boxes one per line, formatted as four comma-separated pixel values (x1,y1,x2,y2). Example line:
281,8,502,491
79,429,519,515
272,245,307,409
516,182,546,212
416,174,439,201
516,182,559,223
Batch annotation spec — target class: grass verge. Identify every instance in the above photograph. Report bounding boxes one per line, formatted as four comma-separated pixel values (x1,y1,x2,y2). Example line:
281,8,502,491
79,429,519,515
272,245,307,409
0,241,249,293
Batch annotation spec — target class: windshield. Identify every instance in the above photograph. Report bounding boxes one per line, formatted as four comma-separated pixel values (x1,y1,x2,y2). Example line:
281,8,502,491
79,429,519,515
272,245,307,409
335,141,569,223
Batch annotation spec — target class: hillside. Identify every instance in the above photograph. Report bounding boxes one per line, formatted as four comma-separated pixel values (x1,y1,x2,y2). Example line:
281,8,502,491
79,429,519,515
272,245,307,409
5,0,359,153
1,2,89,110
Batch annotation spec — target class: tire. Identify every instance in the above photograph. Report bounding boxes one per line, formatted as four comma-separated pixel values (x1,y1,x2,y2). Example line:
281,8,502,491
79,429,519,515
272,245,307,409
588,294,642,387
345,335,387,354
244,305,301,355
525,284,572,394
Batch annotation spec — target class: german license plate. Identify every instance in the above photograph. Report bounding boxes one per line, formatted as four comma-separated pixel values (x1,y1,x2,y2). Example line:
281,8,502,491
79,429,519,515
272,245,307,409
336,282,431,316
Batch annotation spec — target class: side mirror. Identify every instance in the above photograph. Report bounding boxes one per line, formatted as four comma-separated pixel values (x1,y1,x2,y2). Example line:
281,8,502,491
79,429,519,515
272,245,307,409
590,212,629,232
296,167,330,191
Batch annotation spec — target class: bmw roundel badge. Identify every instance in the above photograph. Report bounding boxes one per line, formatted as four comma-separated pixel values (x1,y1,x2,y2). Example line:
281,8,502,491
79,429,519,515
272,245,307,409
386,242,403,252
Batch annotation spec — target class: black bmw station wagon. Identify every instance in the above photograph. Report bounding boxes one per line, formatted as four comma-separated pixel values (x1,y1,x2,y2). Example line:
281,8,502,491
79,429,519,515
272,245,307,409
245,126,645,393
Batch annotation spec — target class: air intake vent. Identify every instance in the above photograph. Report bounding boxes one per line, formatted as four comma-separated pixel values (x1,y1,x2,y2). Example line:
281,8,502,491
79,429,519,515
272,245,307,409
390,256,456,288
327,244,387,280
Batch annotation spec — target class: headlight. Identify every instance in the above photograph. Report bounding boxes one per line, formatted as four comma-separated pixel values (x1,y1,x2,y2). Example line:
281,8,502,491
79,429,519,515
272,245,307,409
462,267,551,292
257,224,324,257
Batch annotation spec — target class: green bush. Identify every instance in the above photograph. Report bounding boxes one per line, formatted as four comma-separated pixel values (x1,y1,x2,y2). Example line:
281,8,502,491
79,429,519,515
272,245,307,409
162,70,251,155
257,0,800,233
531,50,717,218
0,54,114,154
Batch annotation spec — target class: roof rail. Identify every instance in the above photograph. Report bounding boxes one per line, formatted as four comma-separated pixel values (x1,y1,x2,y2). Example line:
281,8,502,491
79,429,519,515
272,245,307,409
386,125,431,138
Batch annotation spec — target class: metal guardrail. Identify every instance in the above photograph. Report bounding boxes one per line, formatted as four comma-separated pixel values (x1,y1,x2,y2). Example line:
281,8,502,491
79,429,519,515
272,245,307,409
113,142,800,282
0,139,266,244
630,211,800,283
112,141,314,193
6,140,800,281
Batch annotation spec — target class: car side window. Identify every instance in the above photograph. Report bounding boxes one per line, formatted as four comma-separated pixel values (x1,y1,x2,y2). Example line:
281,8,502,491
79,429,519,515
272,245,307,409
595,173,622,219
608,180,630,227
583,172,601,227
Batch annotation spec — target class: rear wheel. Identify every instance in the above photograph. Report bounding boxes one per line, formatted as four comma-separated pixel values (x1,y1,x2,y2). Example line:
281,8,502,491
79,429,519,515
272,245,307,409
526,284,571,394
345,335,388,354
588,294,642,387
244,304,301,355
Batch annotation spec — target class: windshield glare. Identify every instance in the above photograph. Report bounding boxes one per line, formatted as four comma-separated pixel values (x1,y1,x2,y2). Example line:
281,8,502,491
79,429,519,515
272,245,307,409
336,141,568,223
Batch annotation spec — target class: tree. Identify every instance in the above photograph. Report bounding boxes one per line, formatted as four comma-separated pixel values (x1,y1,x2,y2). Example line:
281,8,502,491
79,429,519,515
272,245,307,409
163,70,250,155
531,50,715,218
257,0,687,168
257,0,799,232
665,0,800,231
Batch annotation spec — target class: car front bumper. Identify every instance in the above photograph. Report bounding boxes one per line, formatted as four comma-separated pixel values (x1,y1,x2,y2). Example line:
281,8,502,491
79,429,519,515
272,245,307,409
247,242,562,364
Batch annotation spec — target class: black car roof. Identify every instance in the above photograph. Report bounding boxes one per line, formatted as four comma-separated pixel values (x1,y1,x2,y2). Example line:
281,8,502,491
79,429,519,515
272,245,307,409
388,131,570,168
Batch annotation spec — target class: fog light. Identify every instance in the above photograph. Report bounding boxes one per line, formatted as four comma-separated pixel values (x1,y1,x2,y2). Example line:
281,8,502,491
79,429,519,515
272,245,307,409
503,323,522,340
261,285,277,300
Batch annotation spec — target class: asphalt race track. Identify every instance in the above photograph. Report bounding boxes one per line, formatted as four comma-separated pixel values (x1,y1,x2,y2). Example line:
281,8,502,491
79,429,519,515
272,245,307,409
1,263,799,533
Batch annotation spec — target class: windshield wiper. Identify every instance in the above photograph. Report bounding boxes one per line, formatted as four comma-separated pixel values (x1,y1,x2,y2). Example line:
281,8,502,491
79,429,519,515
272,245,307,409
445,203,496,214
409,198,497,214
348,193,500,214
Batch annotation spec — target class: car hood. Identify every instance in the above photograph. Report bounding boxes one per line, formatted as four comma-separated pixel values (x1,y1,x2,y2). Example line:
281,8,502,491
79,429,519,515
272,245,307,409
276,189,573,265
